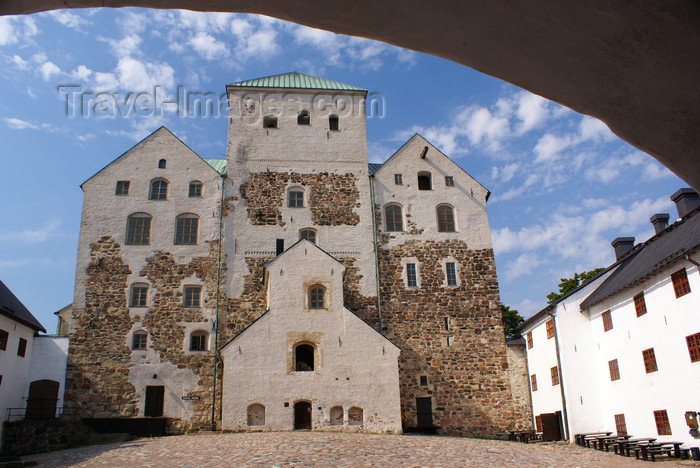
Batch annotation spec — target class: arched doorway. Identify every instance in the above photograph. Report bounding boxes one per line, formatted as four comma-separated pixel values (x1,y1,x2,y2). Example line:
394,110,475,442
26,379,59,419
294,401,312,430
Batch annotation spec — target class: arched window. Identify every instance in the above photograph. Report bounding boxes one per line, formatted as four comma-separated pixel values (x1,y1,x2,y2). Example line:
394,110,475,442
309,285,326,309
297,110,310,125
437,205,456,232
348,406,363,426
300,228,316,244
288,188,304,208
263,115,278,128
130,283,149,307
190,331,208,351
175,214,199,245
188,181,202,197
132,331,147,350
329,115,339,131
149,179,168,200
418,172,432,190
158,159,166,169
247,403,265,426
126,213,152,245
330,406,343,426
384,205,403,232
294,343,315,371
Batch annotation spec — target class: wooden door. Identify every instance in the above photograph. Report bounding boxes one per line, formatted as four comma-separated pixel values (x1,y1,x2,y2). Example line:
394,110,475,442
26,380,59,419
416,397,433,427
294,401,312,430
145,386,165,417
541,412,562,441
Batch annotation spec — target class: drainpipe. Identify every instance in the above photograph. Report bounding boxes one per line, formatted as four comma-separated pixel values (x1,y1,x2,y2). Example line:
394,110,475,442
369,174,383,335
546,309,570,441
211,173,225,431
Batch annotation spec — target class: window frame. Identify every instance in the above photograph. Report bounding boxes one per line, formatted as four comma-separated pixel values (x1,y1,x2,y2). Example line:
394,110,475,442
671,268,691,298
129,284,149,308
188,181,202,198
602,310,613,332
149,179,168,200
288,189,304,208
126,214,152,245
654,410,672,435
297,110,310,125
643,347,658,373
686,332,700,363
417,172,432,191
115,180,130,195
550,366,560,386
530,374,537,392
445,262,457,286
394,174,403,185
384,204,403,232
294,342,315,371
526,331,533,349
436,205,456,232
328,115,339,131
183,286,202,308
190,331,208,351
300,228,316,244
158,159,166,169
614,414,627,436
18,337,27,357
132,331,148,351
444,176,454,187
546,319,554,339
0,329,7,351
309,285,326,309
175,215,199,245
608,358,620,381
634,292,647,317
406,263,417,288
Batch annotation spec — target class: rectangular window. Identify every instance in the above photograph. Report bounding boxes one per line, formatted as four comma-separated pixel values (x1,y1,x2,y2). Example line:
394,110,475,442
535,415,542,432
671,268,691,298
394,174,403,185
190,334,206,351
526,331,533,349
132,333,147,350
530,374,538,391
288,190,304,208
406,263,417,287
614,414,627,435
546,319,554,339
115,180,130,195
643,347,658,373
654,410,672,435
188,182,202,197
0,329,7,351
445,262,457,286
183,286,201,308
602,310,613,332
634,292,647,317
175,217,198,245
130,286,148,307
608,359,620,381
686,332,700,362
550,366,560,386
17,337,27,357
126,217,151,245
419,375,428,386
444,176,454,187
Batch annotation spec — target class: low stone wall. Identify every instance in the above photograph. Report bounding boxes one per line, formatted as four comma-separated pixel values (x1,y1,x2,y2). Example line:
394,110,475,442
1,418,92,456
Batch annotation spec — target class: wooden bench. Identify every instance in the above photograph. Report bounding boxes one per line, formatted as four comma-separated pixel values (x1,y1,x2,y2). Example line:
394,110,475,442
575,432,610,446
616,438,656,456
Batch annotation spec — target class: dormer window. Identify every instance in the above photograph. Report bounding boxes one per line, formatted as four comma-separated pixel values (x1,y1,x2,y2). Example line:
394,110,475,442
329,115,339,131
263,115,278,128
297,110,310,125
418,172,432,190
158,159,166,169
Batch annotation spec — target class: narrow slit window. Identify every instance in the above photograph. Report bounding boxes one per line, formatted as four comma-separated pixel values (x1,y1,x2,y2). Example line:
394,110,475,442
406,263,417,287
530,374,538,391
550,366,559,386
526,331,533,349
329,115,339,131
445,262,457,286
0,329,7,351
394,174,403,185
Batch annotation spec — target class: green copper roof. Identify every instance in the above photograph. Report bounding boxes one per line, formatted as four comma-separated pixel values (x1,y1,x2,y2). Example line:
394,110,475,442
228,72,365,91
204,158,226,175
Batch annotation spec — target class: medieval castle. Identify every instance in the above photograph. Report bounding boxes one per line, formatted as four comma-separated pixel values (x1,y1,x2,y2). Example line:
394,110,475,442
63,72,527,435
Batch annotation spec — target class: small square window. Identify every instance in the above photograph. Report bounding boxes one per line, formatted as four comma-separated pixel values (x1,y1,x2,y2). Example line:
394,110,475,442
445,176,454,187
394,174,403,185
419,375,428,386
643,347,658,373
445,262,457,286
546,319,554,339
634,292,647,317
615,414,627,436
116,181,130,195
526,331,533,349
671,268,691,298
686,332,700,363
654,410,672,435
189,182,202,197
550,366,559,386
288,190,304,208
190,333,207,351
608,359,620,381
130,285,148,307
132,332,147,350
0,329,7,351
602,310,613,332
530,374,538,392
183,286,201,308
17,337,27,357
406,263,417,287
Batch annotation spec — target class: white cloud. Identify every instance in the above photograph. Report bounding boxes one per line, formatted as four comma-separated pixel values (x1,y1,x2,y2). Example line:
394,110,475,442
579,115,615,142
39,61,61,81
188,32,228,60
503,253,546,281
108,34,142,58
534,133,573,162
0,219,60,243
5,118,38,130
47,10,88,30
0,17,17,45
11,55,30,70
463,106,510,148
70,65,93,81
0,16,39,46
515,92,549,134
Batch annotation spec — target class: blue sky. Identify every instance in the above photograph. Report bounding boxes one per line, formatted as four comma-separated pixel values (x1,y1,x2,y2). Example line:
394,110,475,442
0,8,685,331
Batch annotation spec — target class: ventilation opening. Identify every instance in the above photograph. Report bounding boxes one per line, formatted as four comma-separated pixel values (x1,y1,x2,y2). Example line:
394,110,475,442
297,110,310,125
276,239,284,256
158,159,166,169
263,116,278,128
329,115,339,131
418,172,432,190
295,344,315,371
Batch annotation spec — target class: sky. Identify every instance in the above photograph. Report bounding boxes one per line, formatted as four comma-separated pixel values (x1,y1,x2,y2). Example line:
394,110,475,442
0,8,686,332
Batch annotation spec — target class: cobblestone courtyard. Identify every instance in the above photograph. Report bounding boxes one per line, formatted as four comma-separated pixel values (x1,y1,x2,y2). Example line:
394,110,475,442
24,432,694,467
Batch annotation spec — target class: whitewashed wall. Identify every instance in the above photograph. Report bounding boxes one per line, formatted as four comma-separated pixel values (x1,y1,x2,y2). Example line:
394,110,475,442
0,317,35,436
26,336,68,411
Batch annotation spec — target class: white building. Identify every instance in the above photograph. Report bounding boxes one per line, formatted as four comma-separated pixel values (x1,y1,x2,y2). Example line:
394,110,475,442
518,189,700,446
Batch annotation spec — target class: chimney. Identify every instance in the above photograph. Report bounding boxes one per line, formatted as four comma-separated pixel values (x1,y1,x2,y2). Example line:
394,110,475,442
611,237,635,260
650,213,670,234
671,188,700,218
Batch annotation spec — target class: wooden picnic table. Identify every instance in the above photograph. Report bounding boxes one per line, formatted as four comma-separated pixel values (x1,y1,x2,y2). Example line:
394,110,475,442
583,432,612,448
575,432,611,446
616,438,656,456
595,435,631,451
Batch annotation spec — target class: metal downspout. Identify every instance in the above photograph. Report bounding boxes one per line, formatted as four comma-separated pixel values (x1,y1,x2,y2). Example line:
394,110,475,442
211,173,225,431
369,174,383,334
547,309,570,441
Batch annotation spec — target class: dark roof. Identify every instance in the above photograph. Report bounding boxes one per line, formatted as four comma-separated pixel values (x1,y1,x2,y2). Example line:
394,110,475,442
580,206,700,310
368,163,383,175
0,280,46,332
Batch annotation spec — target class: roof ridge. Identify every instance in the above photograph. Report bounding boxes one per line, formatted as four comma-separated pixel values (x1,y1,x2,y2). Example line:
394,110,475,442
228,72,365,92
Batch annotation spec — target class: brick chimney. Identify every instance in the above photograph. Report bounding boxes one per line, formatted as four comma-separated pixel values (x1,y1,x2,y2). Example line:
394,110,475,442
671,188,700,218
611,237,635,260
650,213,670,234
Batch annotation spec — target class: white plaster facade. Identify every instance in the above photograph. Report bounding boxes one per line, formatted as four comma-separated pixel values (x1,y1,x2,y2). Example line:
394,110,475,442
0,315,36,433
221,241,401,433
